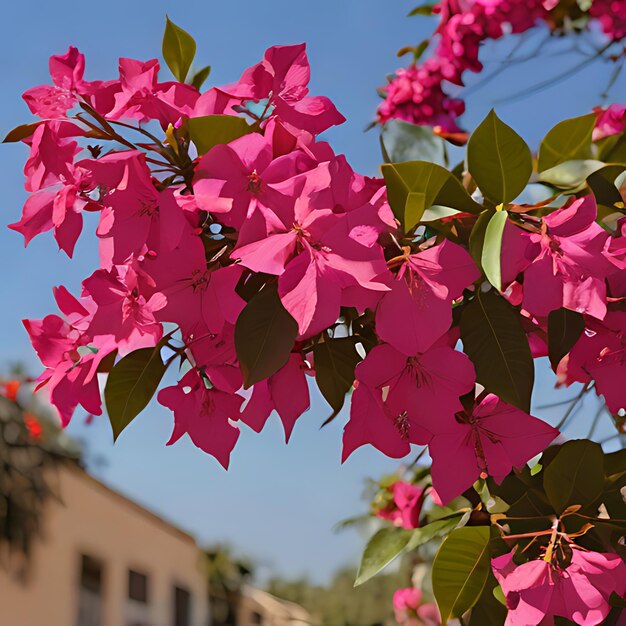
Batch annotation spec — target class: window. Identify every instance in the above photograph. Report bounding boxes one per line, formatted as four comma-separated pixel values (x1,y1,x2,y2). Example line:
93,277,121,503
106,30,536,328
128,570,149,603
77,554,103,626
174,586,191,626
127,569,151,626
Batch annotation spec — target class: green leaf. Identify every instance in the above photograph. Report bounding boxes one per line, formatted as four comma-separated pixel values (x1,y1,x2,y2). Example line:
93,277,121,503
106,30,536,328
162,16,197,82
407,515,465,550
544,440,606,514
355,527,414,586
191,65,212,90
381,160,483,232
547,308,586,370
467,110,532,204
313,337,361,413
460,290,534,412
587,165,626,211
380,120,446,166
188,115,252,155
537,114,596,172
432,526,491,624
481,210,508,291
3,122,42,143
538,159,605,189
104,344,167,441
605,449,626,479
468,577,508,626
234,284,299,389
408,3,436,15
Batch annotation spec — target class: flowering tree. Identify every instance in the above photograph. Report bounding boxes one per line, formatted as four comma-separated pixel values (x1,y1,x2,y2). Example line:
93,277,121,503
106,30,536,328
4,1,626,623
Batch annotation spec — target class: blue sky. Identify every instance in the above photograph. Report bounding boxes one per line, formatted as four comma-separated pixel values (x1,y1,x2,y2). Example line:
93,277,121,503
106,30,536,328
1,0,624,584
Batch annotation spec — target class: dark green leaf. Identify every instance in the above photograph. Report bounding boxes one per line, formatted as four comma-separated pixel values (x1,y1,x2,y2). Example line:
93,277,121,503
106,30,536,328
547,308,586,370
610,592,626,608
538,160,605,189
460,290,534,412
467,110,532,204
162,16,197,82
381,160,483,232
313,337,361,413
605,449,626,479
544,440,606,514
104,344,167,441
355,527,414,586
188,115,252,155
433,526,491,624
408,3,436,15
481,210,508,291
191,65,212,90
537,114,596,172
587,165,626,211
234,284,298,388
468,577,508,626
380,120,446,166
3,122,42,143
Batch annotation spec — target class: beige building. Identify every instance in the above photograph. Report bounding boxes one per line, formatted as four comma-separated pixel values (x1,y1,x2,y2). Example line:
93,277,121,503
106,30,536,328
236,586,312,626
0,461,210,626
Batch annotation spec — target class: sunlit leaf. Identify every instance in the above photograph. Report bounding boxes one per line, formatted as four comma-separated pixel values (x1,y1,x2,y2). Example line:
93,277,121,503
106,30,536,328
481,209,508,291
433,526,491,624
162,16,197,82
467,110,532,204
188,115,252,155
382,160,483,232
537,114,596,172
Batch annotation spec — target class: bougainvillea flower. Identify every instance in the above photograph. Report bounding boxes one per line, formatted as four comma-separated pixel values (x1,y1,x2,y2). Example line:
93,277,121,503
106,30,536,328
593,103,626,141
234,175,390,337
393,587,443,626
193,132,315,230
23,47,86,118
81,151,190,264
558,311,626,414
82,263,165,356
429,394,559,504
158,369,243,468
376,239,479,355
23,287,115,426
143,235,244,338
342,339,475,461
240,353,310,441
205,44,345,135
184,325,243,394
376,481,424,529
511,196,613,320
492,548,626,626
106,58,199,128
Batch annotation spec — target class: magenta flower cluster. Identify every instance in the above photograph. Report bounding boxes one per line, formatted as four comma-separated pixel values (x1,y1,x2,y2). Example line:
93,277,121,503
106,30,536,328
378,0,626,132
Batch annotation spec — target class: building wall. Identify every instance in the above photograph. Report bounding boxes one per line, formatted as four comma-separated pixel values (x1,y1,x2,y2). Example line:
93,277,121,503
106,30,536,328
0,463,209,626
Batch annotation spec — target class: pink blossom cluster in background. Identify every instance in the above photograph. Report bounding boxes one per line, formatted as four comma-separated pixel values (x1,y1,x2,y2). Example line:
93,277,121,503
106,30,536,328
394,587,442,626
378,0,626,132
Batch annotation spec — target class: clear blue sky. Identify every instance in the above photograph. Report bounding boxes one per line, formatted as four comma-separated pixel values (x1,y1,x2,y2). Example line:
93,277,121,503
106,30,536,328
1,0,624,584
